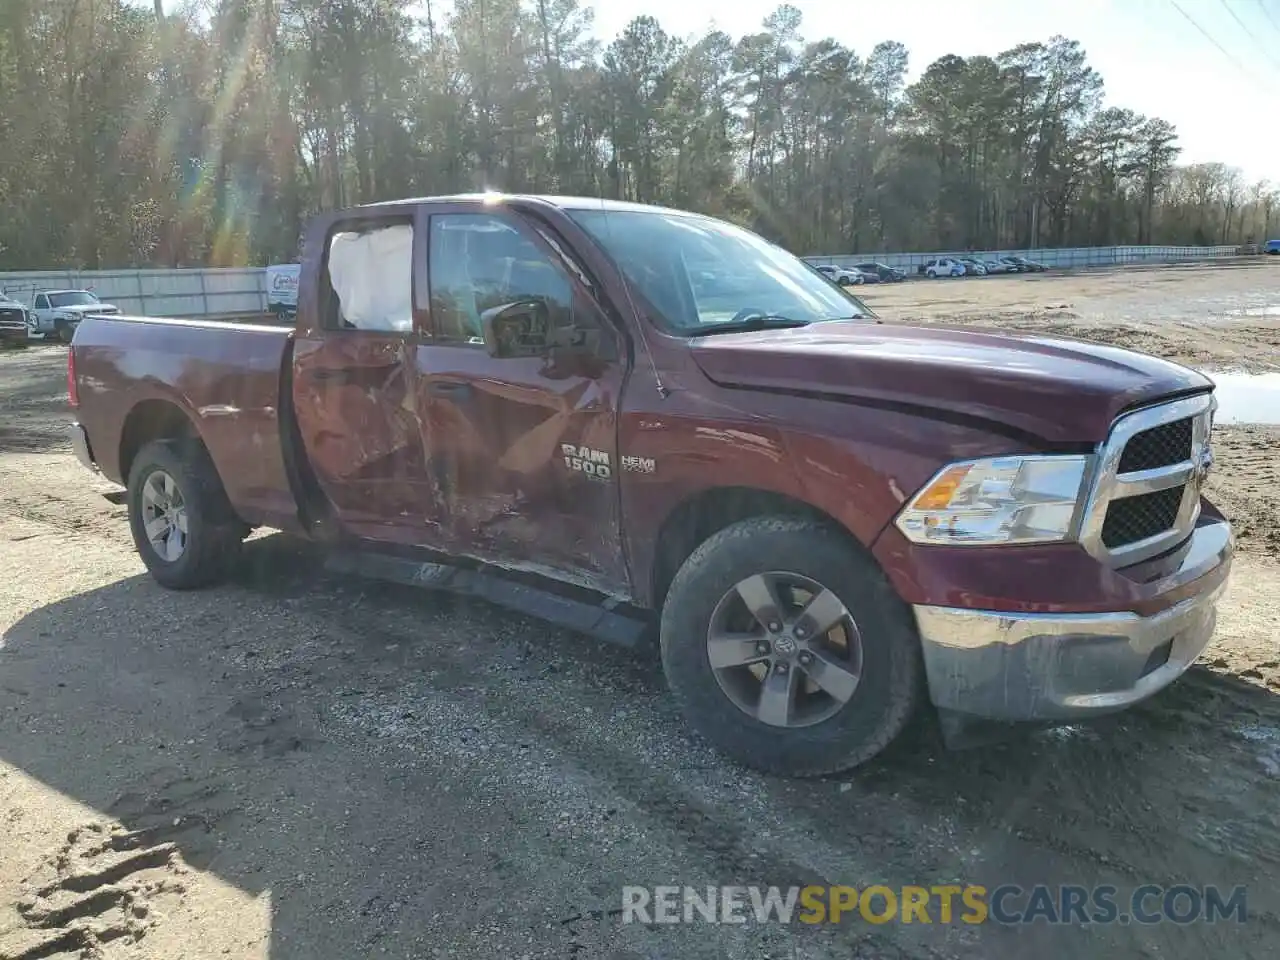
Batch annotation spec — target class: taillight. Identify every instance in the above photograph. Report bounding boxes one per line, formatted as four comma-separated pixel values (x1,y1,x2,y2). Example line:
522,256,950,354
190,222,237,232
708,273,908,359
67,348,79,407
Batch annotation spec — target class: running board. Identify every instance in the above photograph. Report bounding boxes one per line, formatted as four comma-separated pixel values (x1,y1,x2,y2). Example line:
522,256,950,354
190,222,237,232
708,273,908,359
324,550,651,649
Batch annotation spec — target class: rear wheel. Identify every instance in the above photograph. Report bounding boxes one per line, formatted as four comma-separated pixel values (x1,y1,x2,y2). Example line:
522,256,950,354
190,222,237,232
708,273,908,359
659,516,924,777
127,439,243,589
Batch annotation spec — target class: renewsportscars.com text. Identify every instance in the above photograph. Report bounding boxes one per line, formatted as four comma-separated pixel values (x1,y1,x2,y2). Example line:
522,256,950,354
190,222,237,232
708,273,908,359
621,884,1247,926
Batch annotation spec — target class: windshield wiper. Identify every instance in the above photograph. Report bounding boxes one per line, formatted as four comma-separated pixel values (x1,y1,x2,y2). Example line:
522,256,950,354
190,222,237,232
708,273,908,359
687,314,812,337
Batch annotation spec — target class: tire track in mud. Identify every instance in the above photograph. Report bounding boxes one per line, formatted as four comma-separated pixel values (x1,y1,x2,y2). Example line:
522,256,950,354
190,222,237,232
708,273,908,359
3,822,197,960
0,490,126,545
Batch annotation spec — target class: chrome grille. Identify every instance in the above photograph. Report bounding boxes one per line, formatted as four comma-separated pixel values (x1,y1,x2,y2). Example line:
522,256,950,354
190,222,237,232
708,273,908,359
1078,393,1215,568
1117,418,1193,473
1101,485,1185,548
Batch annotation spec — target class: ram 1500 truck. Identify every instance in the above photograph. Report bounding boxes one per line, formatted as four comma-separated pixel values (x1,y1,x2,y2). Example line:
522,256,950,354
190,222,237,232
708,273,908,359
67,194,1233,777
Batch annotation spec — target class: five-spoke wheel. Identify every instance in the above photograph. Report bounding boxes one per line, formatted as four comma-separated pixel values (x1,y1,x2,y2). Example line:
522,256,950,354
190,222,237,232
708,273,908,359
660,516,923,776
707,572,863,729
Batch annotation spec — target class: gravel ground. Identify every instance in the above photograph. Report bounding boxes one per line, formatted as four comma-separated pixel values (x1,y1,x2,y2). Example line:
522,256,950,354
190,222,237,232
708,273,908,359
2,262,1280,960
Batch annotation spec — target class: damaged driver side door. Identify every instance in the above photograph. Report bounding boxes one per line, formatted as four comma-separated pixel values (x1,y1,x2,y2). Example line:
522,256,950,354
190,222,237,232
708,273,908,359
416,205,629,596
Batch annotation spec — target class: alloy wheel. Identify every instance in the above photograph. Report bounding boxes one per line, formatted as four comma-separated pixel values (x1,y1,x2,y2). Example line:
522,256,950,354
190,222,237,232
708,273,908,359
706,571,864,728
141,469,188,562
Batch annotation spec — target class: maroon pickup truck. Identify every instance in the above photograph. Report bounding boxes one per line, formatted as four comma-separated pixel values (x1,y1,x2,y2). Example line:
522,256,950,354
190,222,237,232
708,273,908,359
67,194,1233,776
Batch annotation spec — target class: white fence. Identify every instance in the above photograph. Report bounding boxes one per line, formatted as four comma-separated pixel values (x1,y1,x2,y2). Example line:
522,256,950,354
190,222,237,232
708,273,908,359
0,244,1253,320
0,267,267,318
804,244,1242,273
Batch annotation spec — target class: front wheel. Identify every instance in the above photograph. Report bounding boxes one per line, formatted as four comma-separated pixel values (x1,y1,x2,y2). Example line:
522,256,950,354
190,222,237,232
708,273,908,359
127,439,244,589
659,516,924,777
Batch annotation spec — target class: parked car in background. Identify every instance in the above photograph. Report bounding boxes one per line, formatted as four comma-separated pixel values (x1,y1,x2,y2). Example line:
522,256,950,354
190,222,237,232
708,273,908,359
31,289,120,342
1266,239,1279,254
921,257,965,278
852,262,906,283
0,290,31,346
959,258,987,276
1004,255,1048,273
982,258,1016,274
266,262,301,319
814,263,864,286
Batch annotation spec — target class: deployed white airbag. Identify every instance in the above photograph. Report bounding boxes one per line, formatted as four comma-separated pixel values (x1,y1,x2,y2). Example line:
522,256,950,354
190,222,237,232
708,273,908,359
327,225,413,331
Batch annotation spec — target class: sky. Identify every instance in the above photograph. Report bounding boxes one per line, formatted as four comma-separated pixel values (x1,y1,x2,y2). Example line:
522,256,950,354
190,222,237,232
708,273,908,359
585,0,1280,185
146,0,1280,184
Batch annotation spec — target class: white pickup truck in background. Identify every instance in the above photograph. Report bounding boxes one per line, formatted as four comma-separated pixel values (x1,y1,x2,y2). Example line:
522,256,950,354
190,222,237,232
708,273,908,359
266,263,301,320
30,289,120,342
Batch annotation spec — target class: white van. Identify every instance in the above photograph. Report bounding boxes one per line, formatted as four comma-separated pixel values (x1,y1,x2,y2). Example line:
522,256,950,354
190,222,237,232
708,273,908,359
266,263,301,319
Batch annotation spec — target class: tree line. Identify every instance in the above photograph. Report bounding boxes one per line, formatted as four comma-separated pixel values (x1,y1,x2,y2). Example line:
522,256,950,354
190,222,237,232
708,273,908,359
0,0,1275,270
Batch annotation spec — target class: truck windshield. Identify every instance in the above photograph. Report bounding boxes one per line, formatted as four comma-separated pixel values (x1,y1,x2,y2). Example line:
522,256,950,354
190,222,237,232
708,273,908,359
567,208,872,334
48,291,99,307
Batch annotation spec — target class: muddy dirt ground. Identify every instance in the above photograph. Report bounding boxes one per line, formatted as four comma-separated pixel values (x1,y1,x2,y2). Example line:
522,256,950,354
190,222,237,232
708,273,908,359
2,262,1279,960
858,259,1280,372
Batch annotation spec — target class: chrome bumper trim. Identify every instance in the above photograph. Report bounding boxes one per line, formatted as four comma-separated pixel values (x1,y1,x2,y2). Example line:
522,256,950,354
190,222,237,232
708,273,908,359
913,521,1233,721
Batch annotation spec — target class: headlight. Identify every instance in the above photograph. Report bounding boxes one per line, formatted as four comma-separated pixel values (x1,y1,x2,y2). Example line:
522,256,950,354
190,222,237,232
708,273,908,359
894,455,1090,546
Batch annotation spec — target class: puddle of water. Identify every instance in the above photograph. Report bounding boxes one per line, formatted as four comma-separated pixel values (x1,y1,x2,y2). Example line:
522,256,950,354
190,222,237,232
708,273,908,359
1207,371,1280,425
1223,306,1280,320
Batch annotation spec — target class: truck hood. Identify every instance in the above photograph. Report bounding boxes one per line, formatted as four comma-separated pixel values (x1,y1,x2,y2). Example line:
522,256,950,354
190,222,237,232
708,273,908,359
687,321,1212,444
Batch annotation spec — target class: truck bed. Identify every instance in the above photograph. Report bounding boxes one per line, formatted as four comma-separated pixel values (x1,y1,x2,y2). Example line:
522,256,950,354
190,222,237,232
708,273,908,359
72,314,301,530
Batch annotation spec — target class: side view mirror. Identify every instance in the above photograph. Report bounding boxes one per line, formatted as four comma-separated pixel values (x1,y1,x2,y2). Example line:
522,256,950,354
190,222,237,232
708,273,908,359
480,299,551,358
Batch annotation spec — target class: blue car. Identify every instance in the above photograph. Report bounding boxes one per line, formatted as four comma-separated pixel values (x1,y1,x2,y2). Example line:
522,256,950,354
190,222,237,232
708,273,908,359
1266,239,1280,254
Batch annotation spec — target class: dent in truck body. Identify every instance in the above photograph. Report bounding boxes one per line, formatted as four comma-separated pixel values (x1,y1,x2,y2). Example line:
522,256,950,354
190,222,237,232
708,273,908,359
414,341,631,596
290,332,434,540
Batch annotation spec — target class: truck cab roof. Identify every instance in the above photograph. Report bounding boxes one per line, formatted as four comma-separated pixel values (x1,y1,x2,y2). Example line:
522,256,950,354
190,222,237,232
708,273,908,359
359,192,716,220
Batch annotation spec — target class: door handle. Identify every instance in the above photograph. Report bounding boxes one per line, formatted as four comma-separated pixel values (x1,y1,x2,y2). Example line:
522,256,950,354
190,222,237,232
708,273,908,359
429,381,473,398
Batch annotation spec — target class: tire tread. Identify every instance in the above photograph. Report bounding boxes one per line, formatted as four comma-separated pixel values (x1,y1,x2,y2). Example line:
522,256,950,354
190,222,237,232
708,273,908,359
659,515,924,777
127,438,242,589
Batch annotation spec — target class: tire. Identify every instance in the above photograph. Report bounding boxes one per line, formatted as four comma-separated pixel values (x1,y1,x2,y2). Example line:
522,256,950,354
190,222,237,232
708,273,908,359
126,438,243,589
55,321,73,343
926,270,937,279
659,516,924,777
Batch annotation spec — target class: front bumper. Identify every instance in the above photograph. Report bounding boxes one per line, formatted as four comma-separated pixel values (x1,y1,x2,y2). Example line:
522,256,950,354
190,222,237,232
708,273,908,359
912,517,1233,721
